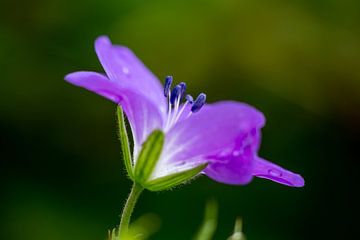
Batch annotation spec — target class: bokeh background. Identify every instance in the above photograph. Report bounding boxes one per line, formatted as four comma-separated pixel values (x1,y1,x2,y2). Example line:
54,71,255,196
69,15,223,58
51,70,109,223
1,0,358,239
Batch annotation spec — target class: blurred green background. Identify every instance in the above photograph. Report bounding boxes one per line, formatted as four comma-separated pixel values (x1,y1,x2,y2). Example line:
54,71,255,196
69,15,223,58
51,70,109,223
1,0,358,239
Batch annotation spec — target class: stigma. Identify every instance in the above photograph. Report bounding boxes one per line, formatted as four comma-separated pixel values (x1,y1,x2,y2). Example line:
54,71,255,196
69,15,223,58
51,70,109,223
163,75,206,131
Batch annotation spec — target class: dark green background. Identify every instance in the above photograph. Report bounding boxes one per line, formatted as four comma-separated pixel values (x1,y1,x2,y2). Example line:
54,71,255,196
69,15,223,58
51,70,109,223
1,0,358,239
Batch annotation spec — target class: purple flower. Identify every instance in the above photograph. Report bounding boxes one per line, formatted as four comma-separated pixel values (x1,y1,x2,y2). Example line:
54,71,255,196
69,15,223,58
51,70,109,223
65,36,304,187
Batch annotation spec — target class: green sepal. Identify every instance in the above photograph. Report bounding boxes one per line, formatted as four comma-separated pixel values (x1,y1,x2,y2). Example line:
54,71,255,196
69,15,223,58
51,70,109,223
143,163,207,191
117,106,133,179
134,130,164,184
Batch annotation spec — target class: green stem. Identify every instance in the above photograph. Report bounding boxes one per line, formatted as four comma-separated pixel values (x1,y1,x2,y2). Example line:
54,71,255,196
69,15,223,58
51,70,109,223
119,183,144,238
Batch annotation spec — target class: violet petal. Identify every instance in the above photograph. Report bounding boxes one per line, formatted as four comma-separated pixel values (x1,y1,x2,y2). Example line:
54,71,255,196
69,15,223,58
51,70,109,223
65,71,164,156
94,36,166,113
253,157,305,187
153,101,265,182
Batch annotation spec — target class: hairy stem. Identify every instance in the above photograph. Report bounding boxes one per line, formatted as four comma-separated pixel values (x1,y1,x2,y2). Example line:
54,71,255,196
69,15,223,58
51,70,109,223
118,183,144,238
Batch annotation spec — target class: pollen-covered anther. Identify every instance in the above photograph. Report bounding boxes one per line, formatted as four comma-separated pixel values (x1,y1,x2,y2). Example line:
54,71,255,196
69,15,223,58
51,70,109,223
170,85,182,105
191,93,206,113
164,76,173,97
179,82,186,98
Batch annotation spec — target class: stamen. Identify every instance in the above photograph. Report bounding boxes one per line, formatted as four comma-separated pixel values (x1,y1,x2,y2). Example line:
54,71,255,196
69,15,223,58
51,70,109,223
185,94,194,104
178,82,186,99
164,76,173,97
167,90,172,114
191,93,206,113
173,95,193,123
170,85,182,105
168,92,180,127
163,76,206,131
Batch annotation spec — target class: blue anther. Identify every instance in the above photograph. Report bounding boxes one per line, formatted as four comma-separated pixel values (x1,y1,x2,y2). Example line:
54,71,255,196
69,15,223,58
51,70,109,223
164,76,173,97
170,85,182,105
179,82,186,99
191,93,206,113
186,94,194,104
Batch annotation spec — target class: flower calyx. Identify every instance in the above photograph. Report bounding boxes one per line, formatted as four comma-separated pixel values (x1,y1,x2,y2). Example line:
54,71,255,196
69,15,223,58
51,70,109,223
117,106,206,191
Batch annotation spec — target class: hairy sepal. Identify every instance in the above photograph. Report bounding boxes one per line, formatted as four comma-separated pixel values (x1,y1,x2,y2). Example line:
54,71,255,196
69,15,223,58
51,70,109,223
134,130,165,184
143,163,207,191
117,106,134,179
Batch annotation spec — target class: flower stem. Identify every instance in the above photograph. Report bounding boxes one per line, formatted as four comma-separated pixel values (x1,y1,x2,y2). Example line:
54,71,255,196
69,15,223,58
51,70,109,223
119,182,144,238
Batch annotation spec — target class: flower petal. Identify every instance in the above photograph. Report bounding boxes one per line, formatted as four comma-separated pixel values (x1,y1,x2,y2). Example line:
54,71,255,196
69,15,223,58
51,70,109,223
253,157,305,187
65,71,164,156
66,71,120,102
203,146,255,185
94,36,166,113
152,101,265,182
